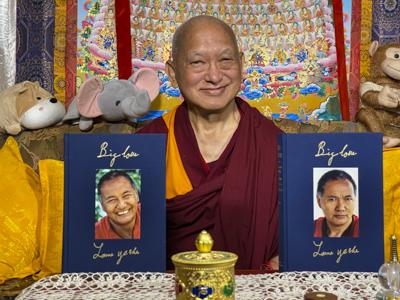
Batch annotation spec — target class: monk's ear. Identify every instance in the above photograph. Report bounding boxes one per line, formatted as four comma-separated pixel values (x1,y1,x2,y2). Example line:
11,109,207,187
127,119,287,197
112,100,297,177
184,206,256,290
239,51,245,73
99,197,105,210
317,195,322,208
165,59,178,87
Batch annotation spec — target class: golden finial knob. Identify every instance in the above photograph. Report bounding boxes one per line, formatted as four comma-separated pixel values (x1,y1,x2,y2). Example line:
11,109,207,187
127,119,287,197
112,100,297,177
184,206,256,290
195,230,214,253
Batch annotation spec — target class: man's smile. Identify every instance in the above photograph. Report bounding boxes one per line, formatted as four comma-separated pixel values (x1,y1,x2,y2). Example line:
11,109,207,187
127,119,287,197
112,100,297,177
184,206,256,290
201,85,228,95
116,209,130,216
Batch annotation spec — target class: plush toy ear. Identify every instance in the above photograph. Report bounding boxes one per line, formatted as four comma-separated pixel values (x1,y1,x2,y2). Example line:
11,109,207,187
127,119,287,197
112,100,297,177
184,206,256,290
369,41,380,57
76,77,103,118
130,68,160,101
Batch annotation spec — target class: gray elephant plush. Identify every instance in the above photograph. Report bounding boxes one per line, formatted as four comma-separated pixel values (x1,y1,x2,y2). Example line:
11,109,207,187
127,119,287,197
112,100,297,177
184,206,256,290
63,68,160,131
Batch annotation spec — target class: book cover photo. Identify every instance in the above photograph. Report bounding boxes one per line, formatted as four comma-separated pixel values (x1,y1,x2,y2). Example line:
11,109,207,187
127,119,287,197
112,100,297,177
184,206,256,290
279,132,384,272
63,133,166,273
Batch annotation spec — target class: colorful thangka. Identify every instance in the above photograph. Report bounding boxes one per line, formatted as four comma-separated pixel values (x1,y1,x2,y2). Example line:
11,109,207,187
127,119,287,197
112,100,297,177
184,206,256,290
77,0,344,121
77,1,118,84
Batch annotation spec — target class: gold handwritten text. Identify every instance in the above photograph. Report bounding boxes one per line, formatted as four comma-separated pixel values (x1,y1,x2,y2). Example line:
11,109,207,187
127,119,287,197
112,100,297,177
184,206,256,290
92,242,140,265
313,241,334,257
336,245,360,263
314,141,357,166
312,241,360,264
92,242,114,260
116,247,140,265
97,141,140,167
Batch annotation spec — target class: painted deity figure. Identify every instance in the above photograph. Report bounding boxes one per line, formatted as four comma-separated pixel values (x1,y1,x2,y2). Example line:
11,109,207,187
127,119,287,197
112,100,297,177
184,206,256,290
144,17,153,31
174,9,185,23
274,11,286,24
224,12,233,24
260,12,269,25
290,21,301,34
253,23,262,36
300,7,312,20
267,3,278,15
132,16,141,29
241,23,250,36
278,23,289,35
315,4,323,17
294,0,305,10
162,8,170,21
248,13,257,26
266,24,276,37
304,19,314,32
149,7,159,19
287,10,297,23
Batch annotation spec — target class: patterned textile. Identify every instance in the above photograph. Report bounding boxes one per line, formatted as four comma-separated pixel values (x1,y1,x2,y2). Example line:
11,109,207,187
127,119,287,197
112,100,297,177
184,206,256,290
0,137,41,284
77,0,348,122
372,0,400,45
0,0,16,92
348,0,361,120
360,0,372,81
33,160,64,279
16,1,55,94
54,0,67,103
383,147,400,262
65,0,77,107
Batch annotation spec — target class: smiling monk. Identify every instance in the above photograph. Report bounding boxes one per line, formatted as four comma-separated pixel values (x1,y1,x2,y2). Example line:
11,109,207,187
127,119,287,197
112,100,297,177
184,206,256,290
95,170,141,240
138,15,282,270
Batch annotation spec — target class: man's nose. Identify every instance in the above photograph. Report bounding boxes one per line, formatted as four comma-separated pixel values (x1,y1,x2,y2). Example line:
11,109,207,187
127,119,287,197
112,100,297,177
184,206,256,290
335,199,346,210
115,198,127,208
205,62,223,83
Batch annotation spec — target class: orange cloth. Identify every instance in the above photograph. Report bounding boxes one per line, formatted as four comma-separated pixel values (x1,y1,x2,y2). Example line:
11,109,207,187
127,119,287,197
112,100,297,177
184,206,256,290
162,107,193,199
95,204,141,239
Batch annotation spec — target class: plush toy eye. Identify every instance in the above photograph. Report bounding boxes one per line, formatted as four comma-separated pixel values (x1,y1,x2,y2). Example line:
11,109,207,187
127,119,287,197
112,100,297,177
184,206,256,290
115,100,121,106
36,97,41,100
395,53,400,59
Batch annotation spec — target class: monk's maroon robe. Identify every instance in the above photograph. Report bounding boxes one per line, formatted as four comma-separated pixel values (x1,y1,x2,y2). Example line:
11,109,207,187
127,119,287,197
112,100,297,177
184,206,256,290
138,98,282,269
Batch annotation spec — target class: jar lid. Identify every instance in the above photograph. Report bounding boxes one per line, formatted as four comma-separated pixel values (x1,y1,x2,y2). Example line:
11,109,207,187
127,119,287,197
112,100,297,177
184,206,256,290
171,230,238,267
304,291,338,300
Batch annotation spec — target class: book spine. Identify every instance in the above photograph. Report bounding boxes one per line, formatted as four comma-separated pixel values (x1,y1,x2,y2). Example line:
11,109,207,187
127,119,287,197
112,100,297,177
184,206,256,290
278,133,288,272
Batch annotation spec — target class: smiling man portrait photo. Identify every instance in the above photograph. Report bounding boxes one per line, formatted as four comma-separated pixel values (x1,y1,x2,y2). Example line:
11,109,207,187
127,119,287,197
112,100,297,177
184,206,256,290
95,169,141,240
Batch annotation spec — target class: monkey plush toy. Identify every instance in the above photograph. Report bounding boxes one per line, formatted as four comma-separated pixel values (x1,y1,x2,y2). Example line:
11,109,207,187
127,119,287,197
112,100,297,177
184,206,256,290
356,41,400,148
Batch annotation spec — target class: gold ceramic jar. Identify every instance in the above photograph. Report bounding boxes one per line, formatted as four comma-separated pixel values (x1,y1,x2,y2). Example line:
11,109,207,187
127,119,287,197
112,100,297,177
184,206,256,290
171,230,238,300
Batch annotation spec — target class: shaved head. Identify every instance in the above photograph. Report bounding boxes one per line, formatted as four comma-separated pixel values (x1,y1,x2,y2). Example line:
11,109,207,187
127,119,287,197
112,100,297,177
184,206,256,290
165,15,243,113
171,15,240,63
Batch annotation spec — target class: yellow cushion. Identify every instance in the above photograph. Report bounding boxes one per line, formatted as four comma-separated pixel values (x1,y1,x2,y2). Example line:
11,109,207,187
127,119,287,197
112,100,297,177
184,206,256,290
0,137,41,284
34,159,64,279
383,148,400,261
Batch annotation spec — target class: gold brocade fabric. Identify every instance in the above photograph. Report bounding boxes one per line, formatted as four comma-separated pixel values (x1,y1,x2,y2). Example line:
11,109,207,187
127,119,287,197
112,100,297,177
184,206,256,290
0,137,41,284
54,0,66,103
383,147,400,262
34,160,64,279
360,0,372,81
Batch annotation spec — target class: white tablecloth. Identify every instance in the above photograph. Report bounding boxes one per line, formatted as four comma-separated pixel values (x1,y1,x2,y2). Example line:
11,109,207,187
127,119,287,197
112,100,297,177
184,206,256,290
16,271,381,300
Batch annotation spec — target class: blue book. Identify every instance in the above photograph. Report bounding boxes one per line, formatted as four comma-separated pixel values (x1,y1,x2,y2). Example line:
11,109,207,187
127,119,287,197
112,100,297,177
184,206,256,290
63,133,166,272
279,132,384,272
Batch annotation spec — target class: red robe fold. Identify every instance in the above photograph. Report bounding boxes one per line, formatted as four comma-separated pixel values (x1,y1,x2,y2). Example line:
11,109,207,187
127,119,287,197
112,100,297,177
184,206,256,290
138,98,281,269
314,215,359,238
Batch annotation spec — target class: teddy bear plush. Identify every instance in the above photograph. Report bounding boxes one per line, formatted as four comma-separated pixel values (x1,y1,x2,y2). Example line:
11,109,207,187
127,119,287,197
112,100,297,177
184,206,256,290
0,81,66,135
356,41,400,148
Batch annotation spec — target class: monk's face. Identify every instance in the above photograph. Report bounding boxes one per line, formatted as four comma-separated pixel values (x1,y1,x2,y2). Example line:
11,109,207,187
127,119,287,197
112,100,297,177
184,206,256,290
317,179,356,230
100,176,139,228
167,21,243,112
